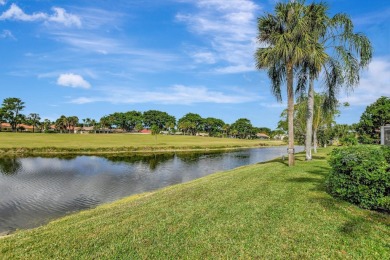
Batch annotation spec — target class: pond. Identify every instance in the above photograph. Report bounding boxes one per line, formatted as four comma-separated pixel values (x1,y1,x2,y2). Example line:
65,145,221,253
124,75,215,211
0,146,303,234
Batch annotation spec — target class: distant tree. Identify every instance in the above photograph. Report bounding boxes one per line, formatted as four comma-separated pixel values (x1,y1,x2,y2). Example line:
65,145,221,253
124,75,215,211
143,110,176,130
230,118,255,139
165,121,175,134
26,113,41,133
222,124,230,138
178,113,203,135
55,115,68,133
178,120,194,135
90,119,97,133
67,116,79,133
356,96,390,144
82,118,91,127
203,117,225,137
1,97,25,132
99,116,113,133
124,111,143,131
41,119,52,133
108,112,126,130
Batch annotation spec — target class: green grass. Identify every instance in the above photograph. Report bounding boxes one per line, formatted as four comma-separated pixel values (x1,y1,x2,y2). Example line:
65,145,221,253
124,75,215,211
0,148,389,259
0,132,283,155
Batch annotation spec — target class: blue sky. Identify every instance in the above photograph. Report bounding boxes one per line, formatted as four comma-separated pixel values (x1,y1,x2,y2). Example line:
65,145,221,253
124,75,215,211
0,0,389,128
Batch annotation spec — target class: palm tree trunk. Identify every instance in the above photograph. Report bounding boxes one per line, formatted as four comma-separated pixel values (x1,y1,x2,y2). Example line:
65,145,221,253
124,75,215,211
305,77,314,160
287,63,295,166
313,129,318,153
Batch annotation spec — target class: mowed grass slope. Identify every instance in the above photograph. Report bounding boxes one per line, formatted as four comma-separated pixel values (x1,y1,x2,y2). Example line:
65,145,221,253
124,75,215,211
1,148,389,259
0,133,282,154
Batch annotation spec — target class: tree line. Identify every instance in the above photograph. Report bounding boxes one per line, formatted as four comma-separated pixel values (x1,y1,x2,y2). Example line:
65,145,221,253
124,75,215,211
0,97,277,139
0,94,387,145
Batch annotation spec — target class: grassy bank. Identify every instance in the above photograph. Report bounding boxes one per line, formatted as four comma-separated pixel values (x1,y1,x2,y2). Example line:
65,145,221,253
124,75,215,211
0,133,283,155
0,148,389,258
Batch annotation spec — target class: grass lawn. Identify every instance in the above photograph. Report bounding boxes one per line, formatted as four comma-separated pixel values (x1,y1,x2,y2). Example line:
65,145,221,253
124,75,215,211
0,148,389,258
0,132,283,155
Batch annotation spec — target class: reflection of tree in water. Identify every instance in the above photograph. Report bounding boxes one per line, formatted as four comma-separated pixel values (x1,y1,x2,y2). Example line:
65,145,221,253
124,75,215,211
176,151,224,163
0,157,21,175
37,155,78,160
104,153,175,170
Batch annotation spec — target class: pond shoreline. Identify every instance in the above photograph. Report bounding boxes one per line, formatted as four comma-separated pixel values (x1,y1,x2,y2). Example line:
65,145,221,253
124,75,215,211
0,143,282,157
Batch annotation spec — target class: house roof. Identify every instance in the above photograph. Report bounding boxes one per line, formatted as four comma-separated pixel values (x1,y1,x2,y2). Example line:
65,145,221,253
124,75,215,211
256,133,270,138
139,129,151,134
1,123,34,129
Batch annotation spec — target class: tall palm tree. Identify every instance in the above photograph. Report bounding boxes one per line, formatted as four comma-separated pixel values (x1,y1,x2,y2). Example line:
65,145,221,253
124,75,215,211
256,1,323,166
299,3,372,160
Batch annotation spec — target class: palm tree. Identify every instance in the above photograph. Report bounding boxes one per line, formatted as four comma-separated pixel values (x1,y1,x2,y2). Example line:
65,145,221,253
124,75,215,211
55,115,68,133
256,1,321,166
41,119,51,132
27,113,41,133
299,3,372,160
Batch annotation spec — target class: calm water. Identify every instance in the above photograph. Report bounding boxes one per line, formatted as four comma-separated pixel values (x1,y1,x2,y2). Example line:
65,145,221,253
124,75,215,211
0,146,303,234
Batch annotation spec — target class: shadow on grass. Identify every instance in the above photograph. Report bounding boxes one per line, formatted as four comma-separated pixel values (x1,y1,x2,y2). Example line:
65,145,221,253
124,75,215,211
339,218,369,235
311,155,326,160
256,157,288,166
310,196,389,236
286,177,322,184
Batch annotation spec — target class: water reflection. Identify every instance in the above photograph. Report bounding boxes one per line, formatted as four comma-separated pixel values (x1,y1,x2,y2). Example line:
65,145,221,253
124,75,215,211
0,157,21,175
0,146,303,234
105,153,175,170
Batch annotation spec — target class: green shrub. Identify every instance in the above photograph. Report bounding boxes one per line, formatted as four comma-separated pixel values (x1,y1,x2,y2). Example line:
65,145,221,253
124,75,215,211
376,196,390,211
339,135,358,146
327,146,390,211
381,145,390,165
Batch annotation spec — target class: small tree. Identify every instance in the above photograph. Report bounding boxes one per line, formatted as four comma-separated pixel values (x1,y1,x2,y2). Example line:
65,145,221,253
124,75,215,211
151,125,160,143
1,97,25,132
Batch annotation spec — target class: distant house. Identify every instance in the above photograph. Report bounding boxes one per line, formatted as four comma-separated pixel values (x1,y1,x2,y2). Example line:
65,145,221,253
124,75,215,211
197,132,209,137
139,129,151,134
0,123,34,132
256,133,270,139
18,124,34,132
273,134,287,141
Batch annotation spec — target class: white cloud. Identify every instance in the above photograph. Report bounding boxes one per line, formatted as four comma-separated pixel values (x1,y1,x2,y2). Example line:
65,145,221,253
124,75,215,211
0,4,81,27
0,0,6,6
177,0,260,73
339,58,390,106
0,4,47,21
69,85,259,105
57,73,91,89
191,51,217,64
47,7,81,27
0,29,15,40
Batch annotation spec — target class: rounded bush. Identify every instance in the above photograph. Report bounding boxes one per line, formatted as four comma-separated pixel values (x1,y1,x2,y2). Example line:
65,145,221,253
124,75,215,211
327,145,390,211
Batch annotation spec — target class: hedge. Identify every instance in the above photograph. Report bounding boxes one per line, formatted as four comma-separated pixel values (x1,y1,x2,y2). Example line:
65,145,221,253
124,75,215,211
327,145,390,211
